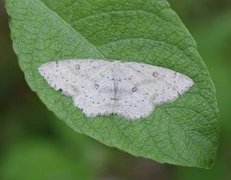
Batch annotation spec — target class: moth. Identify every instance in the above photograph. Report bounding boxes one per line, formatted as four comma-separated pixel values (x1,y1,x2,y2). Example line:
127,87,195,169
38,59,194,120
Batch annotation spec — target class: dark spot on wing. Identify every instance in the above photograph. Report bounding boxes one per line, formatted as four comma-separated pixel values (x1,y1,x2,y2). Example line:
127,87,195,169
75,64,80,70
132,87,137,92
95,84,99,89
153,72,158,77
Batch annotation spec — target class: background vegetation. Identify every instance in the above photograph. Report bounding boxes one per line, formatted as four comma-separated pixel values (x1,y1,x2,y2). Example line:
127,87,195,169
0,0,230,179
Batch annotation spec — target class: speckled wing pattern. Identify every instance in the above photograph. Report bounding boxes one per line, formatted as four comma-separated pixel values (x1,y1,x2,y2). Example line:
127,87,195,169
38,59,194,120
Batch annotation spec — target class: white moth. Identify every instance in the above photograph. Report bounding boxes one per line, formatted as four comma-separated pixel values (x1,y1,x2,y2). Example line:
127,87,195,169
38,59,194,120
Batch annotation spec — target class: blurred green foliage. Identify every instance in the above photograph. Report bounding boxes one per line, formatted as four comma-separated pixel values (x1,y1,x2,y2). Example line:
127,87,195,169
0,0,230,179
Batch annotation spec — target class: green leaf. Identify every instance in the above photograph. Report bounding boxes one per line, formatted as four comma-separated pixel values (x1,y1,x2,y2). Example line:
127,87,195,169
6,0,219,168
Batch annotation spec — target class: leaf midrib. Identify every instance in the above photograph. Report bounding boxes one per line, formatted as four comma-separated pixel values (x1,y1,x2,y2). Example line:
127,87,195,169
38,0,107,59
